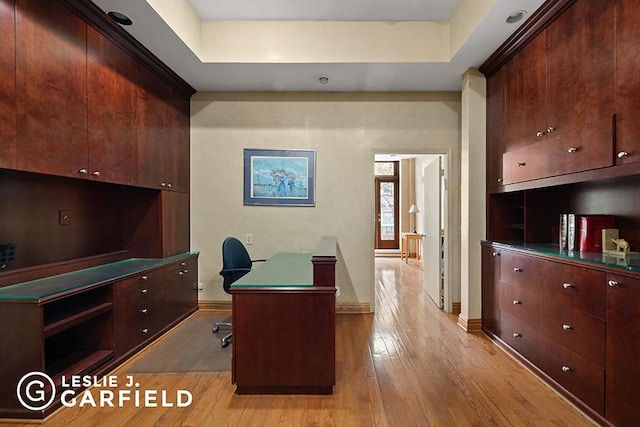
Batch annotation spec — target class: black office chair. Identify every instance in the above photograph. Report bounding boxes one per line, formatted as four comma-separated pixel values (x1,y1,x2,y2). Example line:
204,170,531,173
213,237,265,348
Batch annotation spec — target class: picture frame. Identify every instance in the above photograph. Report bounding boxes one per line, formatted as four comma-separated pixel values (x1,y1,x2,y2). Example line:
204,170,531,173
243,149,316,206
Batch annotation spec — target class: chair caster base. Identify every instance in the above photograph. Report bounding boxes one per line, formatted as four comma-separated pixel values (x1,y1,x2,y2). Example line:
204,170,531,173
221,338,231,348
212,325,219,333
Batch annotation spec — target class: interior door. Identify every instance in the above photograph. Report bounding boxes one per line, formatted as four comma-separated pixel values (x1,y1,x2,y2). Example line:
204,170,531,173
423,157,442,307
374,169,399,250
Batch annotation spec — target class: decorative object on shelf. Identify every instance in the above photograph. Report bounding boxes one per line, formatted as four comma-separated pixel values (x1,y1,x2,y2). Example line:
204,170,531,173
578,215,616,252
602,229,639,261
243,149,316,206
408,204,420,233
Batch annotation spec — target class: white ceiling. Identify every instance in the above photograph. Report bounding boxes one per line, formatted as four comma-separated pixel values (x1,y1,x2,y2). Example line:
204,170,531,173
91,0,544,92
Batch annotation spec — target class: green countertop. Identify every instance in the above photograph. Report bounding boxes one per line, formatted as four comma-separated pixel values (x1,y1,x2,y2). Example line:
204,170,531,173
485,241,640,273
231,252,314,288
0,252,198,301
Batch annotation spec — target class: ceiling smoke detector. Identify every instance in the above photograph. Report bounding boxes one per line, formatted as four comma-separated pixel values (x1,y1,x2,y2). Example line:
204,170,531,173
506,10,527,24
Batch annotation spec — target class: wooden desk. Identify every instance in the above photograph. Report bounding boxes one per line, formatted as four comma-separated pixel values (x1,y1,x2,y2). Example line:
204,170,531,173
401,232,422,263
230,240,336,395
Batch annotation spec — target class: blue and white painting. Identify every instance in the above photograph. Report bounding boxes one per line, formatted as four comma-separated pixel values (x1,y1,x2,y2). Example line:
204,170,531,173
244,149,315,206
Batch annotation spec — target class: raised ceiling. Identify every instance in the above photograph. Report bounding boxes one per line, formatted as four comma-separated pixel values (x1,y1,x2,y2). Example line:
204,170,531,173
90,0,545,92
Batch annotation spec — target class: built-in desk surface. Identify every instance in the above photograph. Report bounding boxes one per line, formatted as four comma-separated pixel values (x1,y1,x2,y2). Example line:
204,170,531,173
232,252,314,288
0,252,197,301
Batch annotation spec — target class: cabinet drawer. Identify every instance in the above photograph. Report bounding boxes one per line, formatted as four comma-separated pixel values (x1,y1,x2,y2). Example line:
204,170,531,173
500,280,540,323
500,251,543,288
539,263,605,319
538,298,605,366
537,333,604,415
500,312,541,366
503,142,546,184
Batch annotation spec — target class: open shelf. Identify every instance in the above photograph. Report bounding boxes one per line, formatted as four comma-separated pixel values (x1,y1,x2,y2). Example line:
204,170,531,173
43,302,113,338
49,350,114,386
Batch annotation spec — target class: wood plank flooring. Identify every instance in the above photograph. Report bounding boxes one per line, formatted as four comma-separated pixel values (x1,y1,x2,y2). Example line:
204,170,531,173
2,258,595,426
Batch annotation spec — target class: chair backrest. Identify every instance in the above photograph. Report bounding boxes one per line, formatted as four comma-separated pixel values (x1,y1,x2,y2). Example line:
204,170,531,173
220,237,253,294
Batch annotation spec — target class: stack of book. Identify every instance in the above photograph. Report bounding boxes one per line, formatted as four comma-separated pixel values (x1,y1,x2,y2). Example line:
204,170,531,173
559,214,615,252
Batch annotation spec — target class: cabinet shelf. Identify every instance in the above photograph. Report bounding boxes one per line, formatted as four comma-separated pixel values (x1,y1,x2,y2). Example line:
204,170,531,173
43,302,113,338
48,350,114,385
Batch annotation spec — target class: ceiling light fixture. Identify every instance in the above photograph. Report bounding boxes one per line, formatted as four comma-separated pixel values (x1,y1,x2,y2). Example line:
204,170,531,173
506,10,527,24
318,76,330,85
108,11,133,26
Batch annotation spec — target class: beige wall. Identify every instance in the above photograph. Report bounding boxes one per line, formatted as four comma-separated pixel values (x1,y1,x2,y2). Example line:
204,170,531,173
190,92,461,311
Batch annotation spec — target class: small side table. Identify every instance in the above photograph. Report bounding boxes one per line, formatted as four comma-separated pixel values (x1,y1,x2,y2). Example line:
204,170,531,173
401,232,422,264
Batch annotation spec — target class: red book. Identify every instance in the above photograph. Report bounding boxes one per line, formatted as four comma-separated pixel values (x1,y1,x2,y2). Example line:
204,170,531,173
578,215,616,252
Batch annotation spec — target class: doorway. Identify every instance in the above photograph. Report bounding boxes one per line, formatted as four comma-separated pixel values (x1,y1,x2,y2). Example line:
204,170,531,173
374,161,399,250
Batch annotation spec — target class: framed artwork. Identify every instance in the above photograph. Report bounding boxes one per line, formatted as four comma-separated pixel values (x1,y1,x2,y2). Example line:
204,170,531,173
244,149,316,206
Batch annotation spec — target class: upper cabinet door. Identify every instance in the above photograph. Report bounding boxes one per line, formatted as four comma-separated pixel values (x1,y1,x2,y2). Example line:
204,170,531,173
486,66,506,188
503,32,547,151
0,0,16,170
87,27,136,186
163,86,190,193
134,61,166,190
616,0,640,165
546,0,614,170
15,0,88,178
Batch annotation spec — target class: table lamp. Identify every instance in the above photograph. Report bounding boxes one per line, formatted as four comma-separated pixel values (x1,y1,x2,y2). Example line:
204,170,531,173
409,204,419,233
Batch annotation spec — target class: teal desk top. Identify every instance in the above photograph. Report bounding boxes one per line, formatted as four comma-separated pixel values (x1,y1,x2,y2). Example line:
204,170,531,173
231,252,314,288
0,252,198,301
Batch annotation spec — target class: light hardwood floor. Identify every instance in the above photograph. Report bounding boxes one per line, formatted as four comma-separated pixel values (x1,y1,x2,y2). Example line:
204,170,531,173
3,258,595,426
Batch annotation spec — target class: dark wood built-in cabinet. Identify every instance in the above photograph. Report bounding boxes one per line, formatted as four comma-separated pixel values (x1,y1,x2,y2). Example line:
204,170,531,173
0,0,196,420
482,0,640,425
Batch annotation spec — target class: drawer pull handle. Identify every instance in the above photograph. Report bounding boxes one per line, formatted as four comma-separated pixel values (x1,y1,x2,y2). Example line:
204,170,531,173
140,288,148,294
178,271,184,276
561,366,572,373
513,333,521,338
159,182,167,187
92,171,101,177
183,269,188,273
141,328,149,334
562,283,574,289
167,183,172,188
567,147,578,153
547,126,556,133
513,268,522,272
516,162,526,167
141,275,148,281
181,262,186,267
78,168,88,174
562,324,572,330
608,280,618,287
496,178,502,183
617,151,629,159
536,131,545,137
140,308,148,314
492,252,500,257
513,300,521,305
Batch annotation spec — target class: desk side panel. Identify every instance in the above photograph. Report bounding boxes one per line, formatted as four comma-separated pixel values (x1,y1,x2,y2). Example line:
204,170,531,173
233,288,335,393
